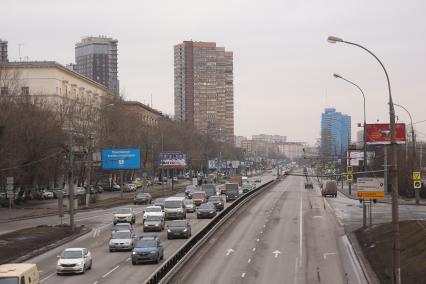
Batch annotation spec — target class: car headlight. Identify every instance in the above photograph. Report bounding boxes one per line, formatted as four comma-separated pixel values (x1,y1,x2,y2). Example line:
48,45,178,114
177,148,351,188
183,228,187,232
167,229,171,233
132,251,136,254
218,202,222,205
210,211,215,214
155,224,159,226
150,251,157,254
177,208,182,212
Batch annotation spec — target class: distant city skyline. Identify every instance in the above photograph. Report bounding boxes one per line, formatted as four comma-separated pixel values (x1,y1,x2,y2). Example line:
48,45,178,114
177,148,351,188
2,1,426,145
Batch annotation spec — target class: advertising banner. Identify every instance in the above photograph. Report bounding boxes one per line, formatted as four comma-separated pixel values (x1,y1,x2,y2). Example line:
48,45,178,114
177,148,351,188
357,177,385,199
159,151,187,169
101,148,141,170
366,123,406,145
208,160,217,170
347,151,375,166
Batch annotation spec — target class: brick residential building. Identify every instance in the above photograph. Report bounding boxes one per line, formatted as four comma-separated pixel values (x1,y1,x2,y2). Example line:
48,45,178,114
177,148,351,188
174,41,234,143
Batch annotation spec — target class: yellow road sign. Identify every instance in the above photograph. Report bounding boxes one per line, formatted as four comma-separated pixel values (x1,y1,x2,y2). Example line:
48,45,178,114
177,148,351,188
346,174,353,181
347,166,353,173
413,171,421,180
357,191,385,199
414,180,422,189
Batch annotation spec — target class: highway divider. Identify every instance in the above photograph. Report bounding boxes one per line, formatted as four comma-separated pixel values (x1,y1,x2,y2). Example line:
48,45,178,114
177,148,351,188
144,176,286,284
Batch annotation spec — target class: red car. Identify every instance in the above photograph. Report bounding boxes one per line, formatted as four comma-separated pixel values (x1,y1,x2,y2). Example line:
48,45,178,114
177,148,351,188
191,191,207,206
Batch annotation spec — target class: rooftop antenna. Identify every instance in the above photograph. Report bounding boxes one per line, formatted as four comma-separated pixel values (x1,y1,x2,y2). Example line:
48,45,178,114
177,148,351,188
18,43,24,61
150,93,153,108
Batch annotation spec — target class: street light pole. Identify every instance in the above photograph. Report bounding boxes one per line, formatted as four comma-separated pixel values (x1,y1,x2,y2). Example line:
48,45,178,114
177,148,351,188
394,103,418,204
328,36,400,284
333,73,368,173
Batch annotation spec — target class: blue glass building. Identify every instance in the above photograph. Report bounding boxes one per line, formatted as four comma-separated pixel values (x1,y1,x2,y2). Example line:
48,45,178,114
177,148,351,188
321,108,351,160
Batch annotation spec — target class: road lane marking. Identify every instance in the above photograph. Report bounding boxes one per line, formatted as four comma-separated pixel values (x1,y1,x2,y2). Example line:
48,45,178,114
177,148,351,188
248,258,251,263
272,250,281,258
241,272,246,278
226,248,235,256
40,272,56,283
342,235,363,283
260,231,263,234
299,189,303,266
102,265,120,278
126,257,131,262
252,247,256,252
323,252,336,260
294,257,299,284
256,238,260,242
263,224,266,228
93,282,99,284
313,215,323,218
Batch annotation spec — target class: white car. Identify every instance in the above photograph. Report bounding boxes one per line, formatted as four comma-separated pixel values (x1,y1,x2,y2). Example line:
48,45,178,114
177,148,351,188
56,248,92,275
143,206,164,221
113,208,136,224
42,190,54,199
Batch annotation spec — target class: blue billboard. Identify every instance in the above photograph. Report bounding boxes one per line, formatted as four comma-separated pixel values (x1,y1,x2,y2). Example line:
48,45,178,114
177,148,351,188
101,148,141,170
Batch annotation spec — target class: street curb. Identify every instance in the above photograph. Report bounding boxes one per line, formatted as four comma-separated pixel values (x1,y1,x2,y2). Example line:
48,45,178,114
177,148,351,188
10,226,92,264
345,231,381,284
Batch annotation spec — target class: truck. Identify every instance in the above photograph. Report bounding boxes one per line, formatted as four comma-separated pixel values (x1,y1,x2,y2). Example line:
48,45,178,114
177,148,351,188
228,176,242,186
224,183,239,202
321,180,337,197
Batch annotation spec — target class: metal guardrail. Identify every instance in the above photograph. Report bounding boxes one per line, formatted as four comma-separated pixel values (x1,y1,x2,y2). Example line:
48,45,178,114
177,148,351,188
143,176,284,284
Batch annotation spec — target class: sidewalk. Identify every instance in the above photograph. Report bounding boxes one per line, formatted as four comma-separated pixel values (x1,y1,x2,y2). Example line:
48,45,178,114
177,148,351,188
337,182,425,206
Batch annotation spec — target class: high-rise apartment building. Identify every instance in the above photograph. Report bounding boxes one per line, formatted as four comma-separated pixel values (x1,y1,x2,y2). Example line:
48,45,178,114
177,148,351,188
0,39,8,63
252,134,287,144
75,36,119,95
174,41,234,143
321,108,351,159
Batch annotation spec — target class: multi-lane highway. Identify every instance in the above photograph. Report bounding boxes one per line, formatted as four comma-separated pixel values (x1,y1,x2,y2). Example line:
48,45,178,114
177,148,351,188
172,174,367,284
19,173,276,284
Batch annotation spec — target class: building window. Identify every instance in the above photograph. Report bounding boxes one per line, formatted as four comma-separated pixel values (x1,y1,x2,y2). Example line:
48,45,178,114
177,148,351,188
0,87,8,95
21,86,29,95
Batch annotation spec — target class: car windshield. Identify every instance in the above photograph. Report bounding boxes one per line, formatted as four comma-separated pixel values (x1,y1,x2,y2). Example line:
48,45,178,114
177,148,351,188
0,277,19,284
184,199,193,205
61,250,83,259
202,184,215,190
136,240,157,248
192,192,206,198
113,224,130,231
200,203,213,209
116,208,131,214
171,220,187,227
209,196,221,201
146,207,161,212
137,193,148,198
242,184,251,189
112,231,131,239
165,200,182,208
154,198,165,204
186,185,196,191
146,216,162,221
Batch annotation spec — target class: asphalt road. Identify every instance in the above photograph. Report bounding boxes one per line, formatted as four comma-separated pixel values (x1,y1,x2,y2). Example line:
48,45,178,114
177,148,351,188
22,173,276,284
172,173,368,284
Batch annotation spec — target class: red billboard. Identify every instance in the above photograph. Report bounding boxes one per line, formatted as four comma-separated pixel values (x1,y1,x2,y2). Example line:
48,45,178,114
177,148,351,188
366,123,406,145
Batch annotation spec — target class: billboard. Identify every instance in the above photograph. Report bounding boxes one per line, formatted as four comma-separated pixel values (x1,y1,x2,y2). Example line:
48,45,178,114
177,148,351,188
159,151,187,169
208,160,218,170
357,177,385,199
101,148,141,170
366,123,406,145
347,151,375,166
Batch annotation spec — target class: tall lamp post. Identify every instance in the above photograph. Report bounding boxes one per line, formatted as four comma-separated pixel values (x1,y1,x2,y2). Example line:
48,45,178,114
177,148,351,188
394,103,418,204
328,36,400,284
333,73,368,173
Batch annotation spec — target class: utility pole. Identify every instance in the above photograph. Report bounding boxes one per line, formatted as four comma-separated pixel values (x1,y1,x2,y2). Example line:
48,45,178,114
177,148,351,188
68,131,75,232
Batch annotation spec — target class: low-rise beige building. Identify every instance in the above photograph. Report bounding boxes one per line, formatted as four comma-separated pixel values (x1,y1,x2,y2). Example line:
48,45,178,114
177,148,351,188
0,61,110,107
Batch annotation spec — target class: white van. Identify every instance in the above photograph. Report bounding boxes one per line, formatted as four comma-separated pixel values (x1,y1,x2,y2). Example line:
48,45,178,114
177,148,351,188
0,263,39,284
164,197,186,220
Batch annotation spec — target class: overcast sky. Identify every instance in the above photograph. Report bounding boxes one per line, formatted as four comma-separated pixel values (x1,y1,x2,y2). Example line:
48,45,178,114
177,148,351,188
2,0,426,144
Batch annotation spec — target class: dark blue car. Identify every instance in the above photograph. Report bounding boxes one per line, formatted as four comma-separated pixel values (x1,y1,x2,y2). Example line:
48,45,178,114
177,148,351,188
131,236,164,264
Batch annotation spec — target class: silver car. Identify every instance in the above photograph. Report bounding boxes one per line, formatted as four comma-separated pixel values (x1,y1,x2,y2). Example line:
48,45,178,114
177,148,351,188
109,230,136,252
183,199,196,213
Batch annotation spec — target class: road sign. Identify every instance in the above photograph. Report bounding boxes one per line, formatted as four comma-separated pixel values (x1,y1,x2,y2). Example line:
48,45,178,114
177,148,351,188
6,177,13,185
414,180,422,189
101,148,141,170
357,177,385,199
413,171,421,180
6,190,14,199
346,174,353,181
347,166,353,173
